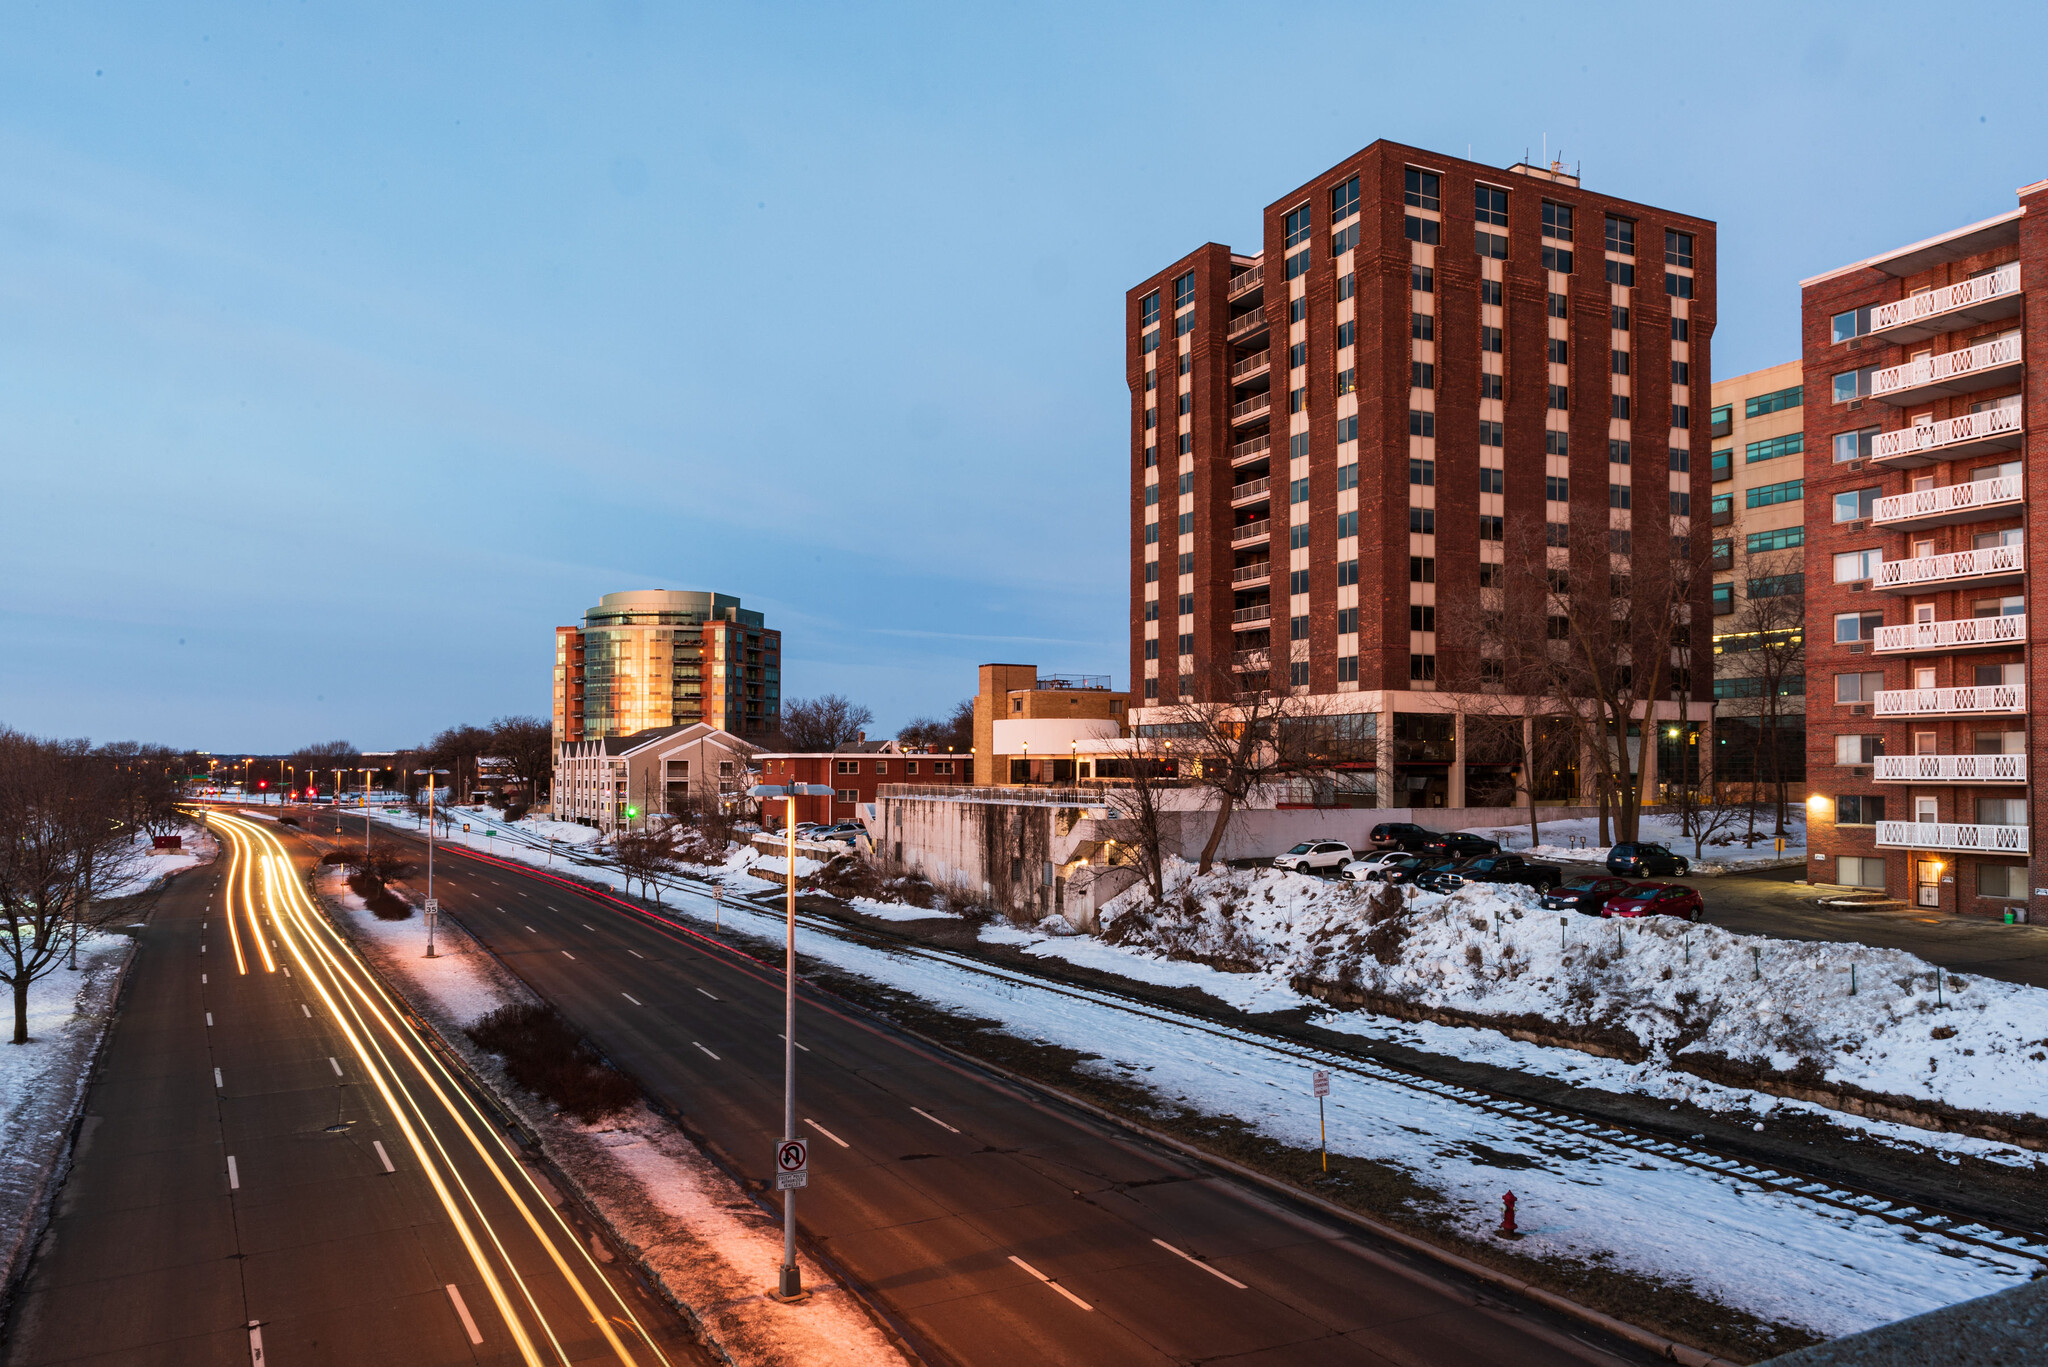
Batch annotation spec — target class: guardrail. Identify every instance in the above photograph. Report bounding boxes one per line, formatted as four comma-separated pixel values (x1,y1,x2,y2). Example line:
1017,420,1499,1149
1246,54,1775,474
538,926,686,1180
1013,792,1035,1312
1230,518,1271,544
1227,266,1264,298
1231,561,1272,583
1230,476,1271,502
1227,306,1267,339
1230,350,1270,379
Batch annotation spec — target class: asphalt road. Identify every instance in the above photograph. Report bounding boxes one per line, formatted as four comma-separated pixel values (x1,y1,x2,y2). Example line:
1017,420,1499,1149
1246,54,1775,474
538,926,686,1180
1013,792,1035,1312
294,810,1660,1367
0,813,703,1367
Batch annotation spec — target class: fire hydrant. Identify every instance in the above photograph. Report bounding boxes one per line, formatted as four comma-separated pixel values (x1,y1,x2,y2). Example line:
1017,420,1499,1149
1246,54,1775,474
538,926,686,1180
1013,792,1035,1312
1498,1191,1518,1237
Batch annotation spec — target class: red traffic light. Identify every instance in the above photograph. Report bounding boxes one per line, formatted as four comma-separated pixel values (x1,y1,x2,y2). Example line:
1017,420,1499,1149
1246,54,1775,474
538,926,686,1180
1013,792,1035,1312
257,780,267,789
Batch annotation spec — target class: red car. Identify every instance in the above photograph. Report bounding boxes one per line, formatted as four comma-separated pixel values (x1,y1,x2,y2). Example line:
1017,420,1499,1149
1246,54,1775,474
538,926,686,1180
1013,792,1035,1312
1599,881,1703,922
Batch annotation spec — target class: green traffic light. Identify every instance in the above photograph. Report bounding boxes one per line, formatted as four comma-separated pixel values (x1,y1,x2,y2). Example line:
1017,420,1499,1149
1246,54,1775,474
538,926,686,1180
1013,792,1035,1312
626,806,639,818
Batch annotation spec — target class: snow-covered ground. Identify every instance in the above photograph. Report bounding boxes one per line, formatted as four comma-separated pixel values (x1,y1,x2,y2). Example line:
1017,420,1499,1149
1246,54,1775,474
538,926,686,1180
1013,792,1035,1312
98,822,218,897
1466,813,1806,872
321,868,906,1367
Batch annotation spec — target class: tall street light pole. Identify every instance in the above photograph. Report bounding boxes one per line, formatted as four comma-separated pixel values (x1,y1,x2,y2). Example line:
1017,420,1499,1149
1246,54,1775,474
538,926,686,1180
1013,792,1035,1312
412,768,449,956
748,779,834,1300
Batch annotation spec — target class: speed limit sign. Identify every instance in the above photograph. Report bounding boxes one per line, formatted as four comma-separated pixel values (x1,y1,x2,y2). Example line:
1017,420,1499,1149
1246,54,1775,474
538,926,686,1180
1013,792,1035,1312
775,1138,809,1190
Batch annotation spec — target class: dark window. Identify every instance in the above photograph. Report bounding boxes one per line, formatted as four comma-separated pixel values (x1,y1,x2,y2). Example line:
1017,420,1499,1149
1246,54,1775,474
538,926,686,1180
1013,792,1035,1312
1404,215,1439,244
1605,259,1635,287
1547,338,1568,364
1178,592,1193,615
1671,491,1692,516
1609,528,1632,553
1289,342,1307,367
1331,222,1358,254
1479,515,1504,541
1179,433,1192,453
1546,430,1569,456
1745,386,1803,418
1476,229,1507,259
1337,607,1358,634
1178,633,1194,655
1711,582,1733,614
1605,216,1634,255
1612,394,1630,419
1673,361,1689,385
1410,654,1436,681
1665,273,1693,299
1475,184,1508,226
1669,448,1689,472
1747,433,1803,464
1289,523,1310,549
1337,509,1359,537
1404,168,1440,210
1339,320,1357,346
1479,279,1502,306
1338,462,1358,490
1548,292,1568,318
1610,439,1631,464
1610,483,1630,509
1290,568,1310,594
1832,307,1873,343
1545,475,1570,502
1673,404,1690,428
1542,245,1573,273
1410,264,1434,293
1612,350,1630,375
1289,296,1307,322
1179,471,1193,493
1479,420,1503,447
1478,467,1503,493
1412,362,1435,389
1409,410,1435,437
1836,795,1885,826
1337,272,1354,301
1331,174,1360,222
1410,556,1435,582
1665,230,1694,268
1408,458,1435,486
1337,415,1359,442
1286,247,1310,279
1612,305,1630,331
1287,387,1304,414
1409,313,1431,340
1479,373,1501,399
1339,558,1360,586
1284,203,1312,249
1711,449,1731,480
1144,639,1159,659
1338,656,1359,683
1337,367,1356,395
1178,512,1193,535
1290,661,1310,687
1408,508,1435,533
1179,551,1193,574
1481,326,1503,353
1291,476,1310,502
1290,616,1309,642
1409,604,1436,632
1549,384,1569,410
1671,317,1689,342
1478,562,1500,587
1144,561,1159,582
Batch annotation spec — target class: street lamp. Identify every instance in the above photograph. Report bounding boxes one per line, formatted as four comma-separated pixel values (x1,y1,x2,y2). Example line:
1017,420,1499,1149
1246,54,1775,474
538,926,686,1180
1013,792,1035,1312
747,779,836,1301
411,769,450,957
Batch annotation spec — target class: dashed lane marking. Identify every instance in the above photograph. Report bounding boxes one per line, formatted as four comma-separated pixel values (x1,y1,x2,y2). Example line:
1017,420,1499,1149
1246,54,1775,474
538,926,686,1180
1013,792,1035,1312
214,1068,223,1089
778,1034,811,1052
226,1156,240,1190
692,1042,720,1060
562,951,577,961
206,1013,213,1027
622,993,642,1006
445,1285,484,1345
373,1140,395,1173
696,988,718,1000
911,1107,959,1134
1008,1255,1091,1310
329,1057,343,1077
1152,1238,1248,1288
301,1004,311,1018
805,1118,849,1148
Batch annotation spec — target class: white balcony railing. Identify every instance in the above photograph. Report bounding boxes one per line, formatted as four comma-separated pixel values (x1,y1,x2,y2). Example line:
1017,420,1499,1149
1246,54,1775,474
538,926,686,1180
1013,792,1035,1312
1229,476,1271,503
1226,306,1267,339
1874,820,2029,855
1227,266,1264,298
1872,613,2026,654
1230,394,1271,423
1869,262,2022,339
1870,333,2022,403
1870,401,2022,465
1871,475,2022,528
1872,543,2023,592
1231,604,1272,626
1872,754,2027,784
1230,518,1272,544
1230,350,1271,380
1231,434,1271,463
1874,684,2026,717
1230,561,1271,584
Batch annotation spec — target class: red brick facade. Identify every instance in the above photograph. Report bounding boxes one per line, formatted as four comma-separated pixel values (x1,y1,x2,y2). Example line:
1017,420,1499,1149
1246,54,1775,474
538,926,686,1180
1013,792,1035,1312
754,745,970,828
1127,142,1714,722
1801,185,2043,918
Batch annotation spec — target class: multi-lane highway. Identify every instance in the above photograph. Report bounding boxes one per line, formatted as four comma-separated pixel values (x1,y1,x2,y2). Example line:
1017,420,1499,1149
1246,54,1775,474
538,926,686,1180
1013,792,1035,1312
292,811,1658,1367
0,812,704,1367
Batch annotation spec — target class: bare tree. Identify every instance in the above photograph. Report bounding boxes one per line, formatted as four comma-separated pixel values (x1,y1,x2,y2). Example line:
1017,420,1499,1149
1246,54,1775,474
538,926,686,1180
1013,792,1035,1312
488,716,554,806
612,828,677,903
897,698,973,752
1713,552,1806,838
426,724,494,802
1100,734,1176,906
778,695,875,752
1155,666,1334,874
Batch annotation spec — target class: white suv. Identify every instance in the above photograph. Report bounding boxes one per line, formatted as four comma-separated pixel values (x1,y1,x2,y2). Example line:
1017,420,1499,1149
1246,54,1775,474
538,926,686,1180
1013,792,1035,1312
1272,840,1354,874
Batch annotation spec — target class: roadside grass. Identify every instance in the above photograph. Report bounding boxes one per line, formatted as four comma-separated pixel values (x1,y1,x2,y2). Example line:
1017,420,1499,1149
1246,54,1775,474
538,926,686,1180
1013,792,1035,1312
464,1002,640,1122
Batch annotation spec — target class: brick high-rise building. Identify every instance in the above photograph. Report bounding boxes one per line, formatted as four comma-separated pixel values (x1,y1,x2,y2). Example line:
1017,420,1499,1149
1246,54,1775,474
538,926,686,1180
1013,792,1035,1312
552,590,782,750
1801,185,2040,915
1127,142,1715,806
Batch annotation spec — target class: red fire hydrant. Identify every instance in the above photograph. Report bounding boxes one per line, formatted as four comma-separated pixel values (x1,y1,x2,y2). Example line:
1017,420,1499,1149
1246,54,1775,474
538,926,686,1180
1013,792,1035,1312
1498,1191,1517,1237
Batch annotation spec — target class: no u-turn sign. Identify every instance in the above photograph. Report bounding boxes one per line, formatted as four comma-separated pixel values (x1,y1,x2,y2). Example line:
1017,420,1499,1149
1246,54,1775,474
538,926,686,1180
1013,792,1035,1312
776,1138,809,1190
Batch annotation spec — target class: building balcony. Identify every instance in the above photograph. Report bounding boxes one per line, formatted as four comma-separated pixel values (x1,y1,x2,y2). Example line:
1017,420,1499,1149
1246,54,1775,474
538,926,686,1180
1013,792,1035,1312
1232,648,1270,670
1870,334,2022,406
1874,820,2029,855
1872,754,2027,784
1868,263,2022,343
1872,613,2026,654
1871,543,2023,593
1230,475,1271,505
1227,266,1264,300
1231,604,1272,629
1869,403,2023,469
1874,683,2025,717
1231,561,1271,586
1226,306,1268,341
1230,518,1271,546
1871,474,2022,530
1231,433,1272,465
1230,393,1272,425
1230,350,1271,381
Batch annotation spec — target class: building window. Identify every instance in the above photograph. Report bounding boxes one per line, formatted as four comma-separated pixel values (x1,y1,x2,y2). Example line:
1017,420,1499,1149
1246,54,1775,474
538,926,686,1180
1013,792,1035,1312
1709,449,1730,481
1833,367,1879,403
1410,556,1435,582
1178,512,1193,535
1337,656,1359,683
1338,461,1358,490
1178,633,1194,656
1546,431,1569,456
1410,654,1436,681
1410,264,1433,293
1833,427,1881,463
1479,515,1503,541
1671,317,1688,341
1665,230,1694,268
1404,215,1440,244
1613,306,1631,330
1285,247,1310,279
1668,447,1688,472
1289,615,1309,642
1404,167,1440,210
1178,392,1192,414
1980,863,2025,899
1173,272,1195,310
1828,487,1880,523
1476,229,1507,259
1179,471,1193,494
1143,678,1158,699
1665,272,1694,299
1747,433,1803,464
1745,386,1802,418
1339,559,1360,586
1336,607,1359,635
1331,222,1359,254
1612,350,1630,375
1338,415,1359,443
1545,475,1570,501
1478,562,1499,587
1711,583,1734,615
1408,314,1430,341
1341,319,1360,346
1408,604,1436,632
1747,479,1803,509
1672,361,1690,385
1834,670,1886,703
1284,203,1312,249
1409,508,1436,533
1479,420,1503,447
1412,362,1435,389
1832,307,1873,343
1179,552,1193,574
1331,174,1360,222
1834,611,1884,643
1478,467,1503,494
1674,404,1691,428
1547,521,1570,547
1612,395,1630,419
1175,313,1196,336
1474,183,1507,226
1549,384,1569,410
1289,342,1307,367
1289,387,1306,413
1141,292,1159,327
1547,338,1568,364
1749,572,1803,599
1604,216,1634,255
1481,326,1503,353
1179,433,1193,454
1605,259,1635,287
1610,483,1631,509
1337,368,1355,394
1835,794,1884,826
1833,548,1881,582
1609,529,1632,554
1835,856,1887,889
1144,522,1159,545
1337,272,1354,301
1548,292,1568,318
1747,526,1804,554
1291,477,1310,503
1338,509,1359,537
1479,279,1502,306
1407,459,1434,486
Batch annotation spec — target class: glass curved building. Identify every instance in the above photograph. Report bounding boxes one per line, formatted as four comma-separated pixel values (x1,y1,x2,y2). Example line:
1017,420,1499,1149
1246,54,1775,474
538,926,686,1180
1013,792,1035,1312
553,590,780,748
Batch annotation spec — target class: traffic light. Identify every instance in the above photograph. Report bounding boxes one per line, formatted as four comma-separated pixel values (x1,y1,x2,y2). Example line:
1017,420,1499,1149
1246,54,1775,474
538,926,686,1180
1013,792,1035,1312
258,780,267,789
625,805,640,819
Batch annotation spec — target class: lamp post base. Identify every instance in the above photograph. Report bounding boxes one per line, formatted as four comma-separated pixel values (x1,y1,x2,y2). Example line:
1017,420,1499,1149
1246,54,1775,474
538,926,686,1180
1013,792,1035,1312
772,1265,806,1302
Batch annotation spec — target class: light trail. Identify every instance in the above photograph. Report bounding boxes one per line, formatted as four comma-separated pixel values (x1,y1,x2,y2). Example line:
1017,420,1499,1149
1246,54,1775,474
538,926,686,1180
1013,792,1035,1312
207,811,670,1367
211,818,249,975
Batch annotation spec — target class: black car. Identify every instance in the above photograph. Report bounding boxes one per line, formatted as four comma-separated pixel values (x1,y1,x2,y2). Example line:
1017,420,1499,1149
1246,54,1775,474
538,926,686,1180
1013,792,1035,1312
1422,831,1502,860
1450,853,1563,892
1607,842,1690,877
1398,858,1466,890
1540,875,1638,915
1369,821,1435,852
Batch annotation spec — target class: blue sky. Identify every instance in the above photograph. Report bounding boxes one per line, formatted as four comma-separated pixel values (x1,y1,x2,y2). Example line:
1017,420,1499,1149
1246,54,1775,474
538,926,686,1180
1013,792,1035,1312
3,1,2044,751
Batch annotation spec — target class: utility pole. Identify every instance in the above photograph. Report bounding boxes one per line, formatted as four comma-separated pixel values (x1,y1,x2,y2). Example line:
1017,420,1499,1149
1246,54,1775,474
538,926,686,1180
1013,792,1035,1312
748,778,834,1300
413,768,449,956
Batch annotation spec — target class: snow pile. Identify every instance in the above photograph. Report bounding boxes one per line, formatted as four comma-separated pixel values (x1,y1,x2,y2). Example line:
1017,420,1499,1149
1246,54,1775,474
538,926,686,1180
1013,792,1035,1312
96,824,218,898
1466,813,1807,871
1098,860,2048,1127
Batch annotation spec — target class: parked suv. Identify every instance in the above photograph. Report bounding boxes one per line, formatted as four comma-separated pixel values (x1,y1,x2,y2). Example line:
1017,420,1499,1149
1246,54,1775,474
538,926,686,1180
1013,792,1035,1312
1422,832,1502,860
1444,853,1562,892
1273,840,1354,874
1368,822,1435,852
1607,842,1690,878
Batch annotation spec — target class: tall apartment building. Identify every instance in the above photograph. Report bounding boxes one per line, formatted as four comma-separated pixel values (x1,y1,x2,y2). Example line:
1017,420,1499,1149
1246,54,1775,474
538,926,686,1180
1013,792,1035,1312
1708,362,1808,793
1127,142,1714,806
1803,186,2040,916
552,590,781,750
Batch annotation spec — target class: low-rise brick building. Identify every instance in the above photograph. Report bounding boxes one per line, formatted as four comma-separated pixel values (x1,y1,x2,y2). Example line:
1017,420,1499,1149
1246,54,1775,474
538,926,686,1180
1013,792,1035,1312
754,738,971,829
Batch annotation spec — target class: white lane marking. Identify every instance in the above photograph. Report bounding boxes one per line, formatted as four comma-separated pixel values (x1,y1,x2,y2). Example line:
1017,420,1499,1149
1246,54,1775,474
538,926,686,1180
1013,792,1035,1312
206,1013,213,1027
583,923,596,932
281,965,290,978
247,1320,263,1364
1008,1255,1091,1310
373,1140,395,1173
561,950,577,961
911,1107,959,1134
328,1057,344,1077
778,1034,811,1052
301,1004,311,1018
201,944,206,954
692,1042,720,1060
226,1155,240,1190
805,1118,849,1148
627,949,644,959
202,974,207,984
525,925,536,932
214,1068,224,1089
444,1284,484,1345
1152,1238,1249,1289
696,988,718,1000
622,992,642,1006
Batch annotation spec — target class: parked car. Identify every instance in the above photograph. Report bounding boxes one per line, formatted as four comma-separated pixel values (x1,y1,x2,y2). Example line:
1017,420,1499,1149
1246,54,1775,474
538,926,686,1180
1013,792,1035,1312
1422,831,1503,860
1599,881,1704,922
1273,840,1355,874
1392,857,1464,888
1368,822,1435,852
810,824,862,845
1607,842,1690,877
1540,876,1638,916
1444,853,1562,892
1340,850,1418,882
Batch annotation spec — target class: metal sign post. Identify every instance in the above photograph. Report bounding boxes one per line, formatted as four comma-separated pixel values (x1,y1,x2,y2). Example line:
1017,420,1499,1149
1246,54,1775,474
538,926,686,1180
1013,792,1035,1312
1312,1071,1330,1172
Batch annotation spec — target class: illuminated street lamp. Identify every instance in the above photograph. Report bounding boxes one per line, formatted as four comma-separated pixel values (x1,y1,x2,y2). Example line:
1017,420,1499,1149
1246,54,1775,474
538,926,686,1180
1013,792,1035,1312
411,769,450,957
747,779,836,1301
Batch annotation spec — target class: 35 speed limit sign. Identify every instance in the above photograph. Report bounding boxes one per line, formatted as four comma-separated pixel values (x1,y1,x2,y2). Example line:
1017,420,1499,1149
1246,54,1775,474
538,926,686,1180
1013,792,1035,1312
775,1138,809,1190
